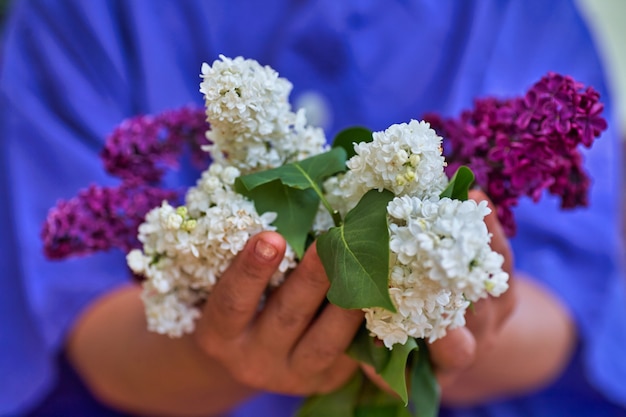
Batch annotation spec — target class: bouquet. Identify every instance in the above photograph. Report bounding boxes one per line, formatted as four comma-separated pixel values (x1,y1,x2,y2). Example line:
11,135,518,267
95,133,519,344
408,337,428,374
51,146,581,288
42,55,606,416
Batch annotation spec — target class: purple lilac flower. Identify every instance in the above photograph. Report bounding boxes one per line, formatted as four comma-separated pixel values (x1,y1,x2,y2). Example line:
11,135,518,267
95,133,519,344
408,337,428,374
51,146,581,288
101,106,210,183
43,106,210,260
425,72,607,236
42,183,178,259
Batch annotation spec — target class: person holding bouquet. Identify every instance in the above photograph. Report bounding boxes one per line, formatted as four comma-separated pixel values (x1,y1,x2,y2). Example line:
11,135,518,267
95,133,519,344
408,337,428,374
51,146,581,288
0,1,624,416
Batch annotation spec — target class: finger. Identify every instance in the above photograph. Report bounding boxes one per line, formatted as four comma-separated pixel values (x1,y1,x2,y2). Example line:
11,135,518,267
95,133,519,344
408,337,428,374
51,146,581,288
253,243,332,352
429,327,476,380
290,303,364,374
197,231,287,342
315,356,360,395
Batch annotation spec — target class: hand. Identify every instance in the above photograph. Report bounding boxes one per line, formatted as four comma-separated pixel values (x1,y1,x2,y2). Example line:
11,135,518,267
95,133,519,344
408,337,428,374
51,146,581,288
193,231,364,396
430,189,517,389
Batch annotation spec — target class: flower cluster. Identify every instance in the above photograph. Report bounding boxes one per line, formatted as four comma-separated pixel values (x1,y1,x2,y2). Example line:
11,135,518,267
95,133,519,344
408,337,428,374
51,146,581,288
200,55,328,174
42,183,177,259
368,196,508,347
324,121,508,347
425,72,607,235
127,163,296,336
42,107,209,259
126,56,327,336
318,120,449,232
101,106,210,183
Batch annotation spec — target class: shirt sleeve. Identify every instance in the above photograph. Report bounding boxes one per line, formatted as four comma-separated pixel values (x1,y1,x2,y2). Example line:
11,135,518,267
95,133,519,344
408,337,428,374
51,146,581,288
0,0,143,412
481,0,626,407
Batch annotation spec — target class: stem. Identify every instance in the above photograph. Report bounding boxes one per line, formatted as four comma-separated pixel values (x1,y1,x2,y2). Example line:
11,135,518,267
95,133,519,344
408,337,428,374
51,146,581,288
292,163,343,227
310,180,342,227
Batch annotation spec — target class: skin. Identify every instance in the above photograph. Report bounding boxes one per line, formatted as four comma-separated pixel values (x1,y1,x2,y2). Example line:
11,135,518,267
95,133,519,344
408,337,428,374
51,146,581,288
67,190,576,416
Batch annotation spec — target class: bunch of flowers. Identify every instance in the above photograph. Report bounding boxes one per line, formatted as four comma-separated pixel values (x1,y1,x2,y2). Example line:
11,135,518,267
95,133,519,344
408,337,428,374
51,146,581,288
42,55,606,417
317,120,508,347
425,73,607,235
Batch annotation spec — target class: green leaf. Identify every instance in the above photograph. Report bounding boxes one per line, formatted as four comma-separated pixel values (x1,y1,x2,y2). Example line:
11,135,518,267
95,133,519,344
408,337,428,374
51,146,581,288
409,340,440,417
239,182,319,258
355,404,413,417
294,371,363,417
348,326,418,405
235,147,347,191
317,189,395,311
235,147,347,257
380,338,418,405
332,126,373,159
439,165,475,201
347,325,390,371
353,372,414,417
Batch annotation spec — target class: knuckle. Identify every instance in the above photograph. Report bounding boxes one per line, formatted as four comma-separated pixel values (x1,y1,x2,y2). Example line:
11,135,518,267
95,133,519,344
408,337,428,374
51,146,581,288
273,300,310,331
218,287,253,316
193,326,230,359
233,259,270,285
300,344,343,371
452,336,476,368
233,362,270,389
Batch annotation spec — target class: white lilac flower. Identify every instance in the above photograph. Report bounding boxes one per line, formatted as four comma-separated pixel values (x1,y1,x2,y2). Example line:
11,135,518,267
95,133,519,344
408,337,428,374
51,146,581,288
140,281,203,338
364,275,469,348
363,195,509,347
387,195,509,301
345,119,448,200
128,162,297,337
200,55,327,173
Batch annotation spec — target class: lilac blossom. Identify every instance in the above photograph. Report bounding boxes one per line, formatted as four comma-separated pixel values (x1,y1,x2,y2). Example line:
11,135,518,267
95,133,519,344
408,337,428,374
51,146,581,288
42,106,210,259
425,72,607,235
42,182,178,259
101,106,210,183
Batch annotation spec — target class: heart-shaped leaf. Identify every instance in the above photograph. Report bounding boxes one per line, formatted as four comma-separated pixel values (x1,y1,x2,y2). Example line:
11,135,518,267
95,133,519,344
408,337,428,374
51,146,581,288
317,189,395,311
235,147,347,257
353,372,415,417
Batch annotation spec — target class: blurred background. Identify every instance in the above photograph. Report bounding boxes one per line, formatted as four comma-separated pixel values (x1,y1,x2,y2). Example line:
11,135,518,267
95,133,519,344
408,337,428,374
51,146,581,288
0,0,624,133
0,0,624,227
0,0,623,135
577,0,626,141
0,0,8,28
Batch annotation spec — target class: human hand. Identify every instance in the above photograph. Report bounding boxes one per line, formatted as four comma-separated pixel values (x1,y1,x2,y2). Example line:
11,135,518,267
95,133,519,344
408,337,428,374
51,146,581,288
193,231,364,396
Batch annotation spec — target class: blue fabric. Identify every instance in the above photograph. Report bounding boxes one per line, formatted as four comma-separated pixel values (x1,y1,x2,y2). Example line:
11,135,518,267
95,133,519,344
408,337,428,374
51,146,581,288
0,0,624,416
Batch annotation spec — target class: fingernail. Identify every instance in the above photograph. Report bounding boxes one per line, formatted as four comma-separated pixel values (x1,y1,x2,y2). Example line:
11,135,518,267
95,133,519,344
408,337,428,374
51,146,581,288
255,239,278,261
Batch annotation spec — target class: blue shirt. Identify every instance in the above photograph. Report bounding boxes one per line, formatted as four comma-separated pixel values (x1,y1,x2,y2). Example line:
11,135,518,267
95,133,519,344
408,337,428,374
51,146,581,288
1,0,625,416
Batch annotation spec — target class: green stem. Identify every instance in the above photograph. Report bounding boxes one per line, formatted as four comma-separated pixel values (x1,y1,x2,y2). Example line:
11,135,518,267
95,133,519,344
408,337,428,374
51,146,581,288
314,182,342,227
293,164,343,227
